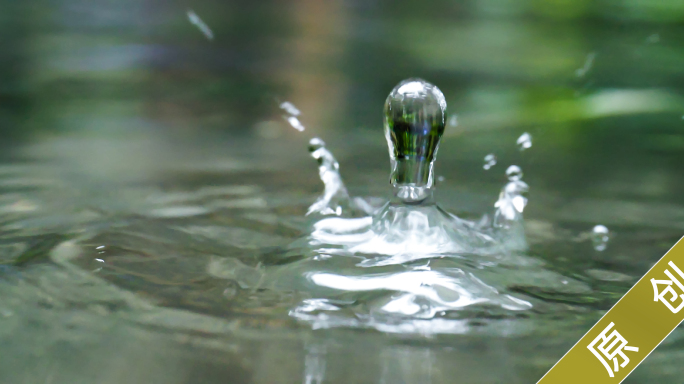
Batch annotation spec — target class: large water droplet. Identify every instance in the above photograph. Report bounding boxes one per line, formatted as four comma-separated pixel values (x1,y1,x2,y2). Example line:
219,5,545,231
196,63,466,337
591,225,610,251
483,154,497,170
516,133,532,151
384,78,446,190
506,165,523,181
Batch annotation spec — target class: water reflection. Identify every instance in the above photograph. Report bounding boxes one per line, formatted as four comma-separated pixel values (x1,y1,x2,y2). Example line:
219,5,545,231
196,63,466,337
303,343,327,384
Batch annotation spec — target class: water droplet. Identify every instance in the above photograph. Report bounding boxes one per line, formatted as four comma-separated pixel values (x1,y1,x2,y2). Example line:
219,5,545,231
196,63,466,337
308,137,326,152
483,154,497,170
448,115,458,127
575,52,596,78
285,116,305,132
646,33,660,44
506,165,523,181
437,175,446,183
516,133,532,151
91,258,105,273
591,225,610,251
279,101,301,116
384,78,446,189
187,10,214,40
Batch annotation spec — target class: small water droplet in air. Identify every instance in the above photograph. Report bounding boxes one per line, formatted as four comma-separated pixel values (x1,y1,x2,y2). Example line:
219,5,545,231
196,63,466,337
506,165,523,181
187,10,214,40
591,225,610,251
279,101,301,116
309,137,326,152
285,116,305,132
646,33,660,44
437,175,446,183
575,52,596,78
483,154,497,170
92,258,105,272
516,133,532,151
448,115,458,127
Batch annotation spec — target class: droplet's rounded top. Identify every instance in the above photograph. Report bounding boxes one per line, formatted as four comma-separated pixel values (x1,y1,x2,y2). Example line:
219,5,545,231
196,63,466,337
384,78,447,190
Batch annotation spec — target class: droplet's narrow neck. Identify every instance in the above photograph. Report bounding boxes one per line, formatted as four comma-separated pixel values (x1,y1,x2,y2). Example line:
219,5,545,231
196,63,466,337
391,184,434,204
390,157,435,204
390,157,435,188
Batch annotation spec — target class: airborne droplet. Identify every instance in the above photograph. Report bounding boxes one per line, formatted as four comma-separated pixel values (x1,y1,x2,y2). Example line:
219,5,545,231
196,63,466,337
591,225,610,251
483,154,497,170
516,133,532,151
506,165,523,182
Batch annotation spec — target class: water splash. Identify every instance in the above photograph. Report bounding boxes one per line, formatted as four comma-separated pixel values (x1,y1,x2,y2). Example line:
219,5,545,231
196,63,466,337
187,10,214,40
494,166,528,230
516,133,532,151
591,225,610,251
217,79,579,334
483,154,497,170
290,79,536,327
306,138,351,216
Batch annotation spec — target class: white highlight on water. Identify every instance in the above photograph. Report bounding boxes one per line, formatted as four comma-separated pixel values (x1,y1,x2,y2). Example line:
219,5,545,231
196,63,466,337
309,269,531,318
187,10,214,40
483,153,497,170
575,52,596,78
516,133,532,151
592,225,610,251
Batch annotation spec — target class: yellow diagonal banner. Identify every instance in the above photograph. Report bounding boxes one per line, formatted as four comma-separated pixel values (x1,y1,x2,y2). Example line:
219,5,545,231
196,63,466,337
538,236,684,383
